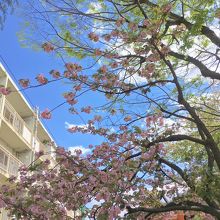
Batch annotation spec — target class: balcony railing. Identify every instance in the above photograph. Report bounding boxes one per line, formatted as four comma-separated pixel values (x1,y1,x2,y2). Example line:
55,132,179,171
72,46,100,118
0,145,22,177
1,99,56,165
3,99,32,146
0,209,9,220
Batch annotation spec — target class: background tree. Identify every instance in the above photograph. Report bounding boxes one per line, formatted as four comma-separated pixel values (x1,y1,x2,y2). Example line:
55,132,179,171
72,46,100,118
0,0,18,29
0,0,220,219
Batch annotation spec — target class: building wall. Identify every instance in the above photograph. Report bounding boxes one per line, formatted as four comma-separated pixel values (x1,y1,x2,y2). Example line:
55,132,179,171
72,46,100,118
0,62,57,180
0,138,15,156
0,63,62,219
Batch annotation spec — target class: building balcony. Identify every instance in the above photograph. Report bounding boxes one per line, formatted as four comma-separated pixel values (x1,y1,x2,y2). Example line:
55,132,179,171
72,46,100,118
0,99,33,151
0,145,22,178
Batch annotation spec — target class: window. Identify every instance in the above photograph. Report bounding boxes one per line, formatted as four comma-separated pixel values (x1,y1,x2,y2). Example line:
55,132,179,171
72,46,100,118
0,148,8,170
14,117,23,134
3,106,14,125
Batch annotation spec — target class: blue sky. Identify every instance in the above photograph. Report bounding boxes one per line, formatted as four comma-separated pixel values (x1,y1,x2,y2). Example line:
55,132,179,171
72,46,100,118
0,12,104,151
0,4,169,153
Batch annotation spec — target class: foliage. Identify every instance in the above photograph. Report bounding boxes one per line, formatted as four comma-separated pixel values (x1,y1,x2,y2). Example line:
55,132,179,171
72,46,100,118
0,0,220,219
0,0,18,29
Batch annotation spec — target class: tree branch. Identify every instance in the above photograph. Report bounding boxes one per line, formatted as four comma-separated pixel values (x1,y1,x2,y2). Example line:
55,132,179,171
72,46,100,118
139,0,220,47
126,201,220,218
169,51,220,80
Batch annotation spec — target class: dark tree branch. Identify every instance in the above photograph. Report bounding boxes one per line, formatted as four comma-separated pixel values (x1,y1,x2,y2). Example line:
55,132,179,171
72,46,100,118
169,51,220,80
139,0,220,47
153,44,220,170
159,157,194,190
126,201,220,218
126,134,206,161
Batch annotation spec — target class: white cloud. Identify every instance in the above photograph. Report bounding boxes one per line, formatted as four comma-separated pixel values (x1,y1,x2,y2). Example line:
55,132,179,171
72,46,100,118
119,70,147,84
65,122,89,129
86,2,102,13
157,182,189,202
108,127,116,133
115,43,149,84
68,145,91,155
86,3,106,35
170,29,220,83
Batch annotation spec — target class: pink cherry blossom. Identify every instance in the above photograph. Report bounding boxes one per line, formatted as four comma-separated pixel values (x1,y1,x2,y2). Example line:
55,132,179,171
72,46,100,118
146,116,152,126
146,53,161,62
49,70,60,79
124,116,132,122
111,62,118,69
68,98,78,105
42,42,54,52
36,74,48,85
128,22,138,31
81,106,92,114
116,17,125,27
74,84,82,91
162,3,172,13
41,109,52,119
100,65,107,73
103,34,111,42
94,49,102,56
111,29,119,37
88,32,99,42
96,193,103,201
0,196,6,209
159,117,164,126
63,70,71,78
65,63,82,72
63,92,75,101
94,115,102,122
19,79,30,88
161,45,171,55
143,19,150,27
145,63,155,73
35,150,44,157
0,87,11,95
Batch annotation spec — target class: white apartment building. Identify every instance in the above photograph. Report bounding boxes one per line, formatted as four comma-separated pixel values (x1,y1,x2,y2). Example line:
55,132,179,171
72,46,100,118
0,63,57,219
